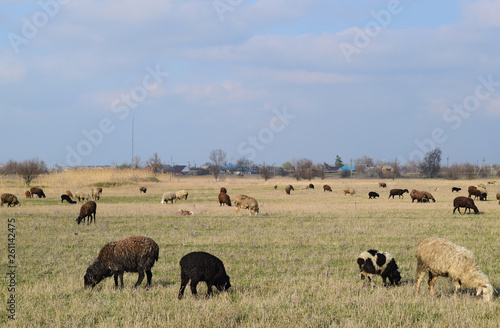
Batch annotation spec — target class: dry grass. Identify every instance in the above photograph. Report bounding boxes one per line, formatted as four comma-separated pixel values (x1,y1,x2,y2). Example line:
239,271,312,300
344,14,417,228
0,171,499,327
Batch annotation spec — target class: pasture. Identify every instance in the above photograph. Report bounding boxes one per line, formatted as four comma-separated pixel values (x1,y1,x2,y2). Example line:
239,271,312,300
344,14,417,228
0,169,499,327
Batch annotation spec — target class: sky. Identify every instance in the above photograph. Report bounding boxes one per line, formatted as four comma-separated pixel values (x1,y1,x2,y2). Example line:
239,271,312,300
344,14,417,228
1,0,500,168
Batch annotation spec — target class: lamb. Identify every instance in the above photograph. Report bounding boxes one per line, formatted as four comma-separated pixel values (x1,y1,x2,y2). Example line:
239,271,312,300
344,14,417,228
24,190,31,198
175,190,189,202
161,192,176,204
285,185,294,195
234,194,259,215
379,182,387,188
415,237,493,301
66,190,74,198
29,187,46,198
368,191,379,199
453,196,479,214
220,187,227,194
177,209,193,215
178,251,231,299
61,194,77,204
410,189,428,203
139,186,147,193
343,187,355,196
451,187,461,192
323,184,332,192
76,201,97,225
357,250,401,287
388,189,409,199
497,191,500,204
218,192,231,206
1,193,20,207
84,236,159,289
421,191,436,202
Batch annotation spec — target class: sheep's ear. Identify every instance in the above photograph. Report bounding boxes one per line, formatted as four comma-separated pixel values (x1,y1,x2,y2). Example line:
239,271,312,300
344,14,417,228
476,286,485,296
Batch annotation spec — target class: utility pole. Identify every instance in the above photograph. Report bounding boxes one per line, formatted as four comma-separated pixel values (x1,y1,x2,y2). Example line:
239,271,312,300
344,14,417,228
447,157,449,168
350,159,353,177
131,117,134,166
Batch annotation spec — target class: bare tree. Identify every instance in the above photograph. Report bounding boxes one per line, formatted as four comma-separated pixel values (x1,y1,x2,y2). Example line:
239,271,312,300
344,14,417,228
236,157,253,174
209,149,227,181
419,148,442,178
14,158,48,186
292,158,314,180
132,155,142,169
145,152,163,176
462,163,476,179
313,163,326,179
260,162,272,181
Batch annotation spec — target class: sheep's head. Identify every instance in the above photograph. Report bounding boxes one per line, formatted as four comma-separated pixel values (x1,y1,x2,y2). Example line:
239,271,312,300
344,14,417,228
476,284,494,302
84,262,112,289
215,274,231,292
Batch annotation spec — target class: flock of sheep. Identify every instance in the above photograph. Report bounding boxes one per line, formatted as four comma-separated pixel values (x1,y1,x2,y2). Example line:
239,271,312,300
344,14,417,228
1,180,498,302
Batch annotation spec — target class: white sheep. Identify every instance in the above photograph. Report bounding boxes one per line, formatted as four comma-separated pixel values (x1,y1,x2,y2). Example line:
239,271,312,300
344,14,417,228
161,192,176,204
415,237,494,301
175,190,189,202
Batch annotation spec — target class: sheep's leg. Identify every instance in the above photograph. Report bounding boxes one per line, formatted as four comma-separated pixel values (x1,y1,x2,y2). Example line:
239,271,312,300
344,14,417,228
178,272,189,299
428,273,437,296
114,273,119,288
145,270,152,288
415,267,427,295
206,282,213,297
453,280,462,295
134,271,145,288
190,280,199,297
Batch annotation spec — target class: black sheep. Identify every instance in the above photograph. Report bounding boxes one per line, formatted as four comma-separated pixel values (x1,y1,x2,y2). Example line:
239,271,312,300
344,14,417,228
84,236,159,289
368,191,379,199
357,249,401,287
178,252,231,299
61,194,77,204
388,188,409,199
451,187,461,192
139,186,147,193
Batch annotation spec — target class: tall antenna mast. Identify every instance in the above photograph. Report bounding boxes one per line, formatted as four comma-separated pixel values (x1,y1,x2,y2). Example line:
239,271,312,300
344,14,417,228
131,117,134,166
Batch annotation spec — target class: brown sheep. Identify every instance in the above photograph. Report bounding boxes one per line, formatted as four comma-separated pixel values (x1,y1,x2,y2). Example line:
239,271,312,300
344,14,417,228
410,189,428,203
421,191,436,202
93,190,101,201
24,190,31,198
220,187,227,194
343,187,355,196
66,190,74,198
139,186,147,193
379,182,387,188
177,209,193,215
453,196,479,214
468,189,485,200
497,191,500,204
218,192,232,206
84,236,159,289
234,194,259,215
323,184,332,192
308,183,314,189
388,189,408,199
30,187,46,198
285,185,294,195
274,184,278,190
76,201,97,225
1,193,20,207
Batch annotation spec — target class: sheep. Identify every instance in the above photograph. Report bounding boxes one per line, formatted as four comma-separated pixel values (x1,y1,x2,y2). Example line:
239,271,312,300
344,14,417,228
357,250,401,287
415,237,493,301
343,187,355,196
84,236,159,289
469,189,484,200
379,182,387,188
388,189,409,199
477,183,487,189
368,191,379,199
220,187,227,194
24,190,31,198
66,190,73,198
177,209,193,215
29,187,46,198
453,196,479,214
76,201,97,225
273,184,278,190
421,191,436,203
178,251,231,299
497,191,500,204
74,191,91,202
161,192,176,204
234,194,259,215
487,180,496,185
285,185,294,195
1,193,20,207
61,194,77,204
139,186,147,193
410,189,428,203
218,193,231,206
175,190,189,202
93,187,102,201
308,183,314,189
323,184,332,192
452,187,461,192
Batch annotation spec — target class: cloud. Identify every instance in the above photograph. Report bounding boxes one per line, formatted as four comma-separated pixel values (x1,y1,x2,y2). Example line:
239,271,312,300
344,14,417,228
462,0,500,28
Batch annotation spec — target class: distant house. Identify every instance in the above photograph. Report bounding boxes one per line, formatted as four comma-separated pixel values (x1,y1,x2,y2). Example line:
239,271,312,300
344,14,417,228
341,166,355,171
172,165,187,175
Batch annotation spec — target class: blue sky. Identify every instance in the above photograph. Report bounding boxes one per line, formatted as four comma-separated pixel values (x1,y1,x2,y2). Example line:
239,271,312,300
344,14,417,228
1,0,499,168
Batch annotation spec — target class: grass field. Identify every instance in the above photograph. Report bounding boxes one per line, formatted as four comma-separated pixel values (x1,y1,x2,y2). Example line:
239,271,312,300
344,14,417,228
1,169,499,327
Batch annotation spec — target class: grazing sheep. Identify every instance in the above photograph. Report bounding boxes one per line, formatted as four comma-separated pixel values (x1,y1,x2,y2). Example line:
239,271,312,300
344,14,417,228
218,193,232,206
84,236,159,289
66,190,73,198
29,187,46,198
410,189,428,203
177,209,193,215
477,183,487,189
139,186,147,193
388,189,409,199
308,183,314,189
452,187,461,192
468,189,484,200
76,201,97,225
323,184,332,192
273,184,278,190
61,194,77,204
497,191,500,204
175,190,189,202
487,180,496,185
24,190,31,198
1,193,20,207
234,194,259,215
74,191,91,202
453,196,479,214
368,191,379,199
285,185,294,195
415,237,493,302
178,251,231,299
357,250,401,287
220,187,227,194
343,188,355,196
421,191,436,203
379,182,387,188
161,192,176,204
